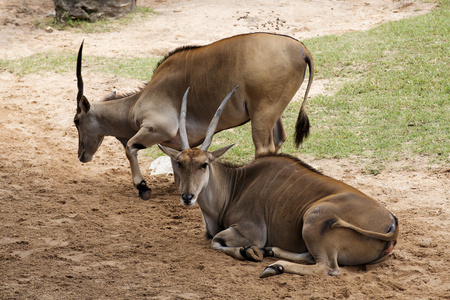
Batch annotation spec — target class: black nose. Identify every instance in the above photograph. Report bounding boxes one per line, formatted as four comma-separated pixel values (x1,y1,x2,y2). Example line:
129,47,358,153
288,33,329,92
182,194,194,203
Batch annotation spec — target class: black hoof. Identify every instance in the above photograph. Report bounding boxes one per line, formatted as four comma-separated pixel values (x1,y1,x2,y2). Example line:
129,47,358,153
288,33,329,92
260,264,284,278
262,247,274,257
239,246,263,262
137,181,152,200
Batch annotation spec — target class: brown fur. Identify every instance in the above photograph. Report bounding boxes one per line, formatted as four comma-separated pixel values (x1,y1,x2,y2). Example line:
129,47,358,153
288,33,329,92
163,148,399,277
74,33,314,200
159,79,398,278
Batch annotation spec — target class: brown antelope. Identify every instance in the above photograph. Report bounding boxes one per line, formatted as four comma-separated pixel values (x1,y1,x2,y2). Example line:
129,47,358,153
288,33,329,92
158,89,399,277
73,33,314,200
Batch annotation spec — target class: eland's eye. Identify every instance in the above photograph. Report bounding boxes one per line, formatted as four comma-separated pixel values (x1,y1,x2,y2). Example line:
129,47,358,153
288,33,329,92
176,161,182,168
201,163,208,170
74,118,80,126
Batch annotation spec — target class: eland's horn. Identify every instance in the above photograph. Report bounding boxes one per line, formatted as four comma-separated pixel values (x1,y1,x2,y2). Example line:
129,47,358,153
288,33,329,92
179,87,190,151
200,85,239,152
76,41,84,104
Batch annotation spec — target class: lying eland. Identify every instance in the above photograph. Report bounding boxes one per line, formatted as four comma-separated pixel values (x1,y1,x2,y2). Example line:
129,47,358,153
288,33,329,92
159,88,399,277
73,33,314,200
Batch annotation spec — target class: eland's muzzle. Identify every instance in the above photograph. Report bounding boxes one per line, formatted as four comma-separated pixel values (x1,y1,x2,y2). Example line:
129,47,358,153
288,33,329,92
181,193,195,206
78,150,92,163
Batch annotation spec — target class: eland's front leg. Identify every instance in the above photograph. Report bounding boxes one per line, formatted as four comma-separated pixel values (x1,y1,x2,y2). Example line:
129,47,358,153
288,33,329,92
126,142,151,200
126,122,178,200
211,228,265,262
263,247,315,264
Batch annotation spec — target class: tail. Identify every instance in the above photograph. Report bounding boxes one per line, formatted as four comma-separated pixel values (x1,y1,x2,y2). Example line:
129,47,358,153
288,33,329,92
295,50,314,147
331,216,399,241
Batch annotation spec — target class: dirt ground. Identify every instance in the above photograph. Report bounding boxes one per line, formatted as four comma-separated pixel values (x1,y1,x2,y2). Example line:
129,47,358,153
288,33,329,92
1,0,449,299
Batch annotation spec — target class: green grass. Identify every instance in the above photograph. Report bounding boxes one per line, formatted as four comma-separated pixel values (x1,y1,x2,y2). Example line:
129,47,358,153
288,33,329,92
211,1,450,169
1,1,448,170
293,1,450,169
0,51,161,80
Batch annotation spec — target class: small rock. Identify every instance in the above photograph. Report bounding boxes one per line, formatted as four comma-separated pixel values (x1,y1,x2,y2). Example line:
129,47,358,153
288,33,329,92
149,156,173,176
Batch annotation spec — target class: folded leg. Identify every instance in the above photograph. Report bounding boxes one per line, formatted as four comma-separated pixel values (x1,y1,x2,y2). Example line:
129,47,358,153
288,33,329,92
261,260,338,278
211,227,264,262
264,247,315,264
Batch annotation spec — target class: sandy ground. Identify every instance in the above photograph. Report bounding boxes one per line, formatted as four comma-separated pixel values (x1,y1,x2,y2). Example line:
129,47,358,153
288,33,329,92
1,0,449,299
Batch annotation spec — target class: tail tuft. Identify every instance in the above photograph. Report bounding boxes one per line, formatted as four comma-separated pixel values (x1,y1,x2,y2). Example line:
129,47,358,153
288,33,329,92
294,49,313,148
295,109,310,147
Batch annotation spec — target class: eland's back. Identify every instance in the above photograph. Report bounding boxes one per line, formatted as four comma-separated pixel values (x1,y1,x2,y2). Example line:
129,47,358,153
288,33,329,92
146,33,314,150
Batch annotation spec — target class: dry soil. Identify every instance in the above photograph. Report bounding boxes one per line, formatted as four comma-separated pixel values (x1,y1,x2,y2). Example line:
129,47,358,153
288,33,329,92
0,0,448,299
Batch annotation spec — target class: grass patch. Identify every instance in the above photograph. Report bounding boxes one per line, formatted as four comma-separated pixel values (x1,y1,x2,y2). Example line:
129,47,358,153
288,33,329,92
0,51,161,80
290,1,450,169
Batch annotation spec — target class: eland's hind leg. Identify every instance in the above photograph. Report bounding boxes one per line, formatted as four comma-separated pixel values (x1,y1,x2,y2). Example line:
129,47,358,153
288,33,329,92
261,260,337,278
261,242,340,277
251,117,277,157
246,87,296,157
261,202,346,278
273,117,287,153
261,221,341,278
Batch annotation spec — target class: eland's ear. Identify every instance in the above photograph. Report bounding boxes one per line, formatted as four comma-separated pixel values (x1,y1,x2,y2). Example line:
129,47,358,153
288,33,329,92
78,95,91,113
209,144,235,161
158,144,181,160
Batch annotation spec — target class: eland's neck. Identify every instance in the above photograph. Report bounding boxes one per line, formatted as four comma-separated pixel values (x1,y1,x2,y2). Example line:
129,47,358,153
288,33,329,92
197,162,240,237
91,94,140,138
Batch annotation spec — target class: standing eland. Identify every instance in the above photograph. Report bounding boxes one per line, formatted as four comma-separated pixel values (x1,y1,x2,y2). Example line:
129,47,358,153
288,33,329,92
159,88,399,278
73,33,314,200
